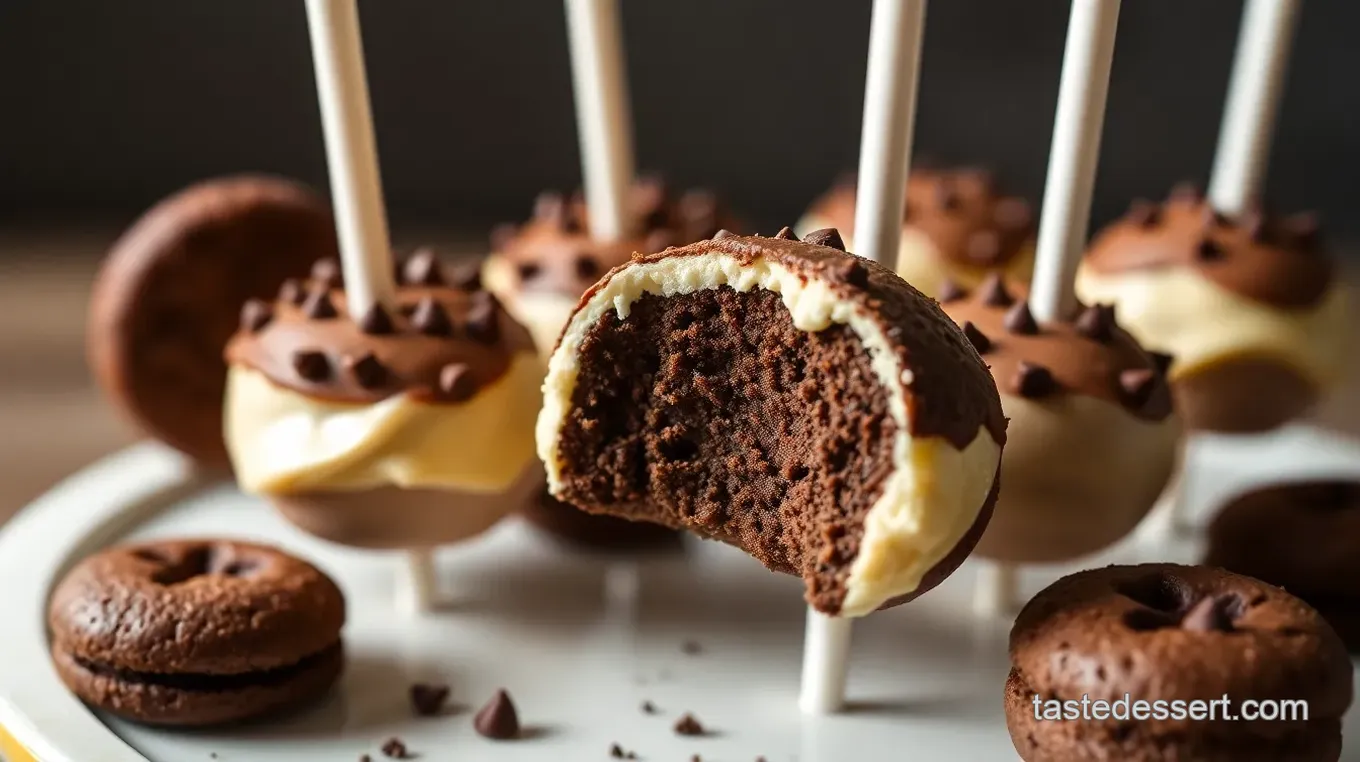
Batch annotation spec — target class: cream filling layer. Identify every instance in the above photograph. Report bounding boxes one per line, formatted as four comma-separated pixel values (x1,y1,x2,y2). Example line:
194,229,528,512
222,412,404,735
535,251,1002,616
226,353,543,495
1074,265,1349,384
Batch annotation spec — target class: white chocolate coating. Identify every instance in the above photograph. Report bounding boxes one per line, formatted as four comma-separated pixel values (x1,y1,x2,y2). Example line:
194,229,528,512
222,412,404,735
536,250,1001,616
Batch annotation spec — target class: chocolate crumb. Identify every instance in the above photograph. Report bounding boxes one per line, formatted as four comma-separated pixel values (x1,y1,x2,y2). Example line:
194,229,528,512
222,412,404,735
610,743,626,758
474,689,520,740
1012,361,1057,399
681,640,702,656
673,713,706,736
802,228,845,251
1002,300,1038,335
358,304,395,335
403,249,445,286
360,755,370,762
438,363,477,401
977,273,1013,307
773,226,798,241
302,286,338,319
240,299,273,333
292,350,330,382
311,257,341,287
1074,304,1115,343
712,229,737,240
410,296,453,337
409,682,450,717
343,352,387,389
465,293,501,344
278,278,306,305
691,755,702,762
961,321,992,354
380,737,410,759
640,700,657,714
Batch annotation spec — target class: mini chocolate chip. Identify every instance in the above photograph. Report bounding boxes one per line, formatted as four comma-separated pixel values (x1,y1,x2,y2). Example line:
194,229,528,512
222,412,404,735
292,350,331,382
439,363,477,401
240,299,273,333
409,683,450,717
773,226,798,241
644,230,675,255
712,229,737,240
1197,237,1224,261
1126,200,1161,228
380,737,410,759
937,280,966,303
344,352,387,389
673,713,705,736
402,248,445,286
517,262,542,281
473,689,520,740
1181,595,1235,633
640,700,657,714
575,253,603,279
302,286,338,319
838,258,870,288
450,262,483,291
977,273,1014,307
1003,300,1039,335
1012,362,1057,399
358,304,395,335
310,257,341,287
1149,351,1174,375
610,743,625,758
803,228,845,251
410,296,453,337
965,230,1002,264
934,180,961,211
1074,304,1115,342
1169,181,1200,202
278,278,306,305
961,321,992,353
1202,207,1229,228
465,293,501,344
490,222,518,251
993,197,1033,231
1119,368,1157,408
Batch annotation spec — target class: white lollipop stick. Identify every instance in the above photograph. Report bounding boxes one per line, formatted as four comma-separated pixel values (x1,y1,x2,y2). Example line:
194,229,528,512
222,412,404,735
396,549,438,616
798,0,927,717
306,0,432,611
1029,0,1122,324
1208,0,1301,217
564,0,635,241
973,561,1020,617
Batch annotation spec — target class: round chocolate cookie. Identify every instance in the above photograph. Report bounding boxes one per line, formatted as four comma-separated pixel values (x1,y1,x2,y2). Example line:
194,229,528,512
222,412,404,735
88,176,338,465
1206,481,1360,652
1007,564,1352,762
49,539,346,726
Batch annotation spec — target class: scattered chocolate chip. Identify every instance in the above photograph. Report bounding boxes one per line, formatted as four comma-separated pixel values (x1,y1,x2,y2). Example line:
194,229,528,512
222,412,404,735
691,756,702,762
838,258,870,288
965,230,1002,264
1196,237,1224,261
1003,300,1039,335
360,755,371,762
358,304,395,335
756,757,768,762
465,293,501,344
773,226,798,241
1074,304,1115,343
1012,361,1057,399
802,228,845,251
681,640,702,656
673,713,706,736
302,286,338,319
1169,181,1201,201
1181,595,1236,633
610,743,624,758
1119,368,1157,408
380,737,410,759
640,700,657,714
474,689,521,740
410,296,453,337
450,262,483,292
1149,351,1174,375
994,197,1033,230
977,273,1014,307
490,222,518,251
961,321,992,353
292,350,331,382
1126,200,1161,228
712,229,737,240
402,248,445,286
1202,207,1228,228
240,299,273,333
934,180,961,211
409,682,450,717
576,253,603,279
937,280,966,303
344,352,387,389
278,278,306,305
311,257,341,287
438,363,477,402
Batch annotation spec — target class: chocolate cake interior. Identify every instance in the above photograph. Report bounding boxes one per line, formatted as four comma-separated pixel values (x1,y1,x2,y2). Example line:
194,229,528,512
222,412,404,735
555,287,895,610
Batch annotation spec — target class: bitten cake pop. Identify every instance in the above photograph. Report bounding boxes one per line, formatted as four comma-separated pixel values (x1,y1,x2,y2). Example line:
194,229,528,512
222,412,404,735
536,229,1005,616
1075,188,1348,432
224,253,543,548
797,167,1036,299
942,276,1181,564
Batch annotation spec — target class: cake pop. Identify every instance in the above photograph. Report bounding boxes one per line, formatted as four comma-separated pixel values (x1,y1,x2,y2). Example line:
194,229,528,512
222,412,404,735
536,229,1005,616
224,251,543,548
941,275,1181,564
1075,189,1348,433
797,166,1036,299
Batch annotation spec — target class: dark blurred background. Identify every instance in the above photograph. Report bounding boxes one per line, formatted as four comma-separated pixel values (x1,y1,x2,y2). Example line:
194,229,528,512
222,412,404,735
1,0,1356,243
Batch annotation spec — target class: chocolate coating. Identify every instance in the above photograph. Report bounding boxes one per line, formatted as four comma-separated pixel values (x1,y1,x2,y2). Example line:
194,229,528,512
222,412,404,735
1084,193,1332,309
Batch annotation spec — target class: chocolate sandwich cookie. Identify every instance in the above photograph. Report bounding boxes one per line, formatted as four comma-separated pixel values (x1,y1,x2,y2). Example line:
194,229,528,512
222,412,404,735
1206,481,1360,652
1007,564,1352,762
88,176,338,465
537,228,1006,616
49,539,346,726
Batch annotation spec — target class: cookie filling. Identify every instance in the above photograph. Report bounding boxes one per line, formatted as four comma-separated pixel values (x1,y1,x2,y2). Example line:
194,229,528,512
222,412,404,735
69,641,342,693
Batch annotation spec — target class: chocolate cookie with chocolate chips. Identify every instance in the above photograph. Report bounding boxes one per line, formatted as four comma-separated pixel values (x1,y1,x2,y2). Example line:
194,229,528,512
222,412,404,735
48,539,346,726
1006,564,1352,762
1206,480,1360,652
88,176,338,466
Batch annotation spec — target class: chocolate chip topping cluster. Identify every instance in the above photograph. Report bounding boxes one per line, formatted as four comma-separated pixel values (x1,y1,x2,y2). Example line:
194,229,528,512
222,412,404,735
226,251,534,404
941,275,1173,421
492,178,737,298
1084,183,1332,308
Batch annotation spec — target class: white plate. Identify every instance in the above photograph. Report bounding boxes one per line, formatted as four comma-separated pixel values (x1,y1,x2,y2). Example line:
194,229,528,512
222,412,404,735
1,426,1359,762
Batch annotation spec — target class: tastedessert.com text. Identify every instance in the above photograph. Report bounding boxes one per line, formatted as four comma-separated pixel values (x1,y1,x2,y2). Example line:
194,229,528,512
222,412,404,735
1031,693,1309,722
